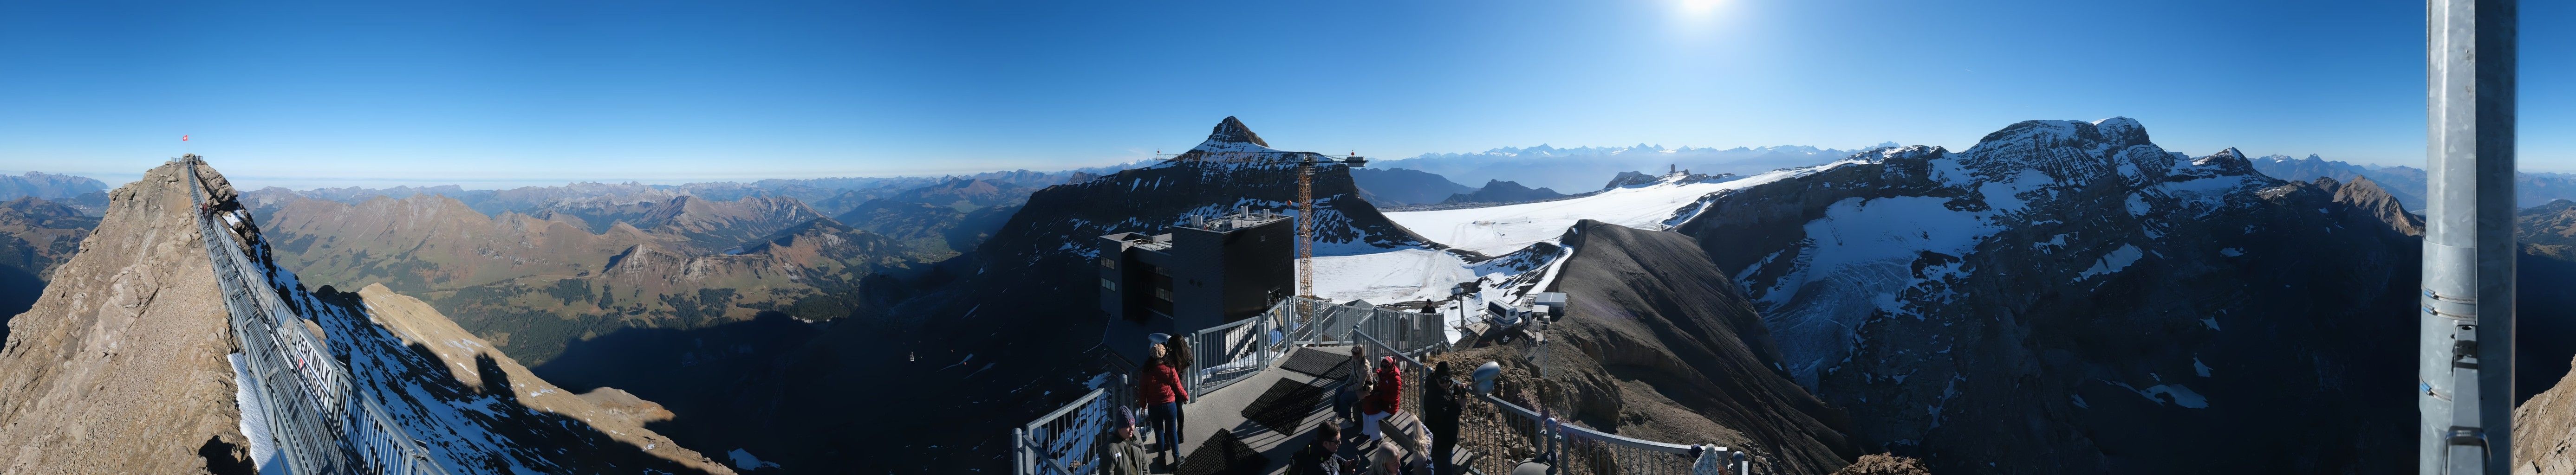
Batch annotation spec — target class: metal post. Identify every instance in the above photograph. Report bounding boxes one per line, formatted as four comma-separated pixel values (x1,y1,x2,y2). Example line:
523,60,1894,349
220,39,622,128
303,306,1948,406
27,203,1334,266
1013,428,1029,475
2421,0,2517,474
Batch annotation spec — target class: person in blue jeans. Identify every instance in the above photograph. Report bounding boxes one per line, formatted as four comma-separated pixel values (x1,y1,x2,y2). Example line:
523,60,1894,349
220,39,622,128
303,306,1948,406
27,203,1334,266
1137,344,1190,468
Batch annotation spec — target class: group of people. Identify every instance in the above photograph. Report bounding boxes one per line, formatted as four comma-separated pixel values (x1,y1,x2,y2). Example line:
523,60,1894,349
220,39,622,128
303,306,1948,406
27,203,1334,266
1084,335,1195,475
1134,335,1194,471
1108,334,1476,475
1292,347,1470,475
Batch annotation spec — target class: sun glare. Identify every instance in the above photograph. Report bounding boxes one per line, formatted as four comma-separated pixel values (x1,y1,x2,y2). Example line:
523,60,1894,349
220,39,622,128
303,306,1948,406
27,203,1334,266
1675,0,1724,16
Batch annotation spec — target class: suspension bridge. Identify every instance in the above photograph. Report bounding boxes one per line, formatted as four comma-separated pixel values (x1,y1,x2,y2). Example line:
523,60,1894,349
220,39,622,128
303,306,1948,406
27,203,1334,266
185,157,451,475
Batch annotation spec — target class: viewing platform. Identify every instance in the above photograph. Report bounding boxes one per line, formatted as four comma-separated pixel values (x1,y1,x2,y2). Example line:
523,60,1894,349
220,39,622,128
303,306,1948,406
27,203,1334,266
1019,296,1753,475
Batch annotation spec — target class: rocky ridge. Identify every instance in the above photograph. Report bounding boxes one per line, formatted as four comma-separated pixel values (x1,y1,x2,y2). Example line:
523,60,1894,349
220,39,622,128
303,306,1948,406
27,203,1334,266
1437,220,1857,475
0,159,733,474
1674,118,2426,473
1443,180,1568,204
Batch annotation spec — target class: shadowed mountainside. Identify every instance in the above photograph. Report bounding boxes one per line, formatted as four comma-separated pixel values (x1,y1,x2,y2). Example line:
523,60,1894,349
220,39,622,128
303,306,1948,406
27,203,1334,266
1437,220,1858,475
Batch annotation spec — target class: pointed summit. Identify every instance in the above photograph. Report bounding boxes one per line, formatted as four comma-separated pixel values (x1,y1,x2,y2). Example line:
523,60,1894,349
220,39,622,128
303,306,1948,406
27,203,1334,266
2190,147,2261,177
1208,116,1268,147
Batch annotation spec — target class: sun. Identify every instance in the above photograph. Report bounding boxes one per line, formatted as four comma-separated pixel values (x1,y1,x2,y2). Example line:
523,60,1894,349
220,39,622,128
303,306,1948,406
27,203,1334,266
1675,0,1724,15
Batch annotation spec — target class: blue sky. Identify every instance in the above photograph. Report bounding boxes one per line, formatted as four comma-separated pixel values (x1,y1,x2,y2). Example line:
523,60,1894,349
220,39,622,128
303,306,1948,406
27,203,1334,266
2,0,2568,189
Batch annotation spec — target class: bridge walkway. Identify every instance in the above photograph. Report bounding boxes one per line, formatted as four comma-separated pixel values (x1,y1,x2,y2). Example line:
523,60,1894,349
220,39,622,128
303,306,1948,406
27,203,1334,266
184,157,449,475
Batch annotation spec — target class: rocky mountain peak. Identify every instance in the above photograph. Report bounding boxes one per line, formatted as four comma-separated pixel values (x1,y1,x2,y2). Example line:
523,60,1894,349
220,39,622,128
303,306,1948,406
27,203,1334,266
1968,118,2153,159
1207,116,1268,148
2192,147,2261,176
2091,116,2150,144
2332,175,2423,236
1957,118,2169,187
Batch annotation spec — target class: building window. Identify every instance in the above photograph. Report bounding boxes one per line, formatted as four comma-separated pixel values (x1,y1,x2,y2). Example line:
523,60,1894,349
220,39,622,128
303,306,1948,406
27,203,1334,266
1100,257,1117,269
1100,278,1117,291
1153,266,1171,276
1155,288,1173,302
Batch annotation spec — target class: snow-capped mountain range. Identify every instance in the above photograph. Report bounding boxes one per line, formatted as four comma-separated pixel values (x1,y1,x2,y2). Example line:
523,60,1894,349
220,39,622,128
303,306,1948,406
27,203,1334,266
1366,117,2460,473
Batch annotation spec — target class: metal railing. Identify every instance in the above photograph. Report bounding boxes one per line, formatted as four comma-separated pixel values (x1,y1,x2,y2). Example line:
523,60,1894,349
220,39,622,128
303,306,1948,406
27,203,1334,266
1273,297,1447,350
1355,325,1751,475
1188,313,1275,396
189,159,449,475
1012,374,1134,475
1188,297,1451,397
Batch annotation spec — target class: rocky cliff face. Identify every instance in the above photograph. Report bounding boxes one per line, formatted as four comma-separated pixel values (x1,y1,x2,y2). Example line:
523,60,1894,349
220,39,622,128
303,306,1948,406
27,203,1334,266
2517,356,2576,475
1674,118,2425,473
0,162,251,475
0,159,734,474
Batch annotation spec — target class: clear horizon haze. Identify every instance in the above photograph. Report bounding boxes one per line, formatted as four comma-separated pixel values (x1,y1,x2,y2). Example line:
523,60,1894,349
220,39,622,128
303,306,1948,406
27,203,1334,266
4,0,2570,190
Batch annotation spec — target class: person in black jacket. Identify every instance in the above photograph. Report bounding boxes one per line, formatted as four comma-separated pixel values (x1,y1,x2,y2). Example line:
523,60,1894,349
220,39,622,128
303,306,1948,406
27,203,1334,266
1423,361,1465,475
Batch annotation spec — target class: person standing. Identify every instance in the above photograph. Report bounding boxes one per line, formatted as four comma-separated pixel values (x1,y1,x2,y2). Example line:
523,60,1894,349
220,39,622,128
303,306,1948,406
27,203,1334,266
1424,361,1464,475
1138,344,1190,469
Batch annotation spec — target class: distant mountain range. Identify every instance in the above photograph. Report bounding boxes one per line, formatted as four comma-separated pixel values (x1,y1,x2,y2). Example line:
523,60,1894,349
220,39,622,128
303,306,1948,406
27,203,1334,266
1374,143,1882,193
1348,167,1475,205
0,172,111,216
2246,153,2576,209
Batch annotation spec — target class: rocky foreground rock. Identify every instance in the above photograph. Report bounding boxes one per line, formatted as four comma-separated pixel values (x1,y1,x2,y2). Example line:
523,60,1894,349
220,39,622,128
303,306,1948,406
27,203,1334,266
2519,357,2576,475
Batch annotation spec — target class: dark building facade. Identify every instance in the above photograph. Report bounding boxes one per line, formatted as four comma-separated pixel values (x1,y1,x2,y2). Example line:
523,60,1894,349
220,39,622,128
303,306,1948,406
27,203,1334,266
1098,209,1295,334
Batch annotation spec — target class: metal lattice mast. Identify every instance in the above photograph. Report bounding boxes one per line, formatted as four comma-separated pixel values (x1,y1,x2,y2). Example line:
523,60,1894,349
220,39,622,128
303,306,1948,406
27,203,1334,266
1297,158,1315,299
2420,0,2517,473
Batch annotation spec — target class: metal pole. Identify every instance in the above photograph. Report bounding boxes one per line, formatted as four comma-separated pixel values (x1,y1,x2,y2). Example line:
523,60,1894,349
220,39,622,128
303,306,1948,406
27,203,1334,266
2421,0,2517,473
1013,428,1029,475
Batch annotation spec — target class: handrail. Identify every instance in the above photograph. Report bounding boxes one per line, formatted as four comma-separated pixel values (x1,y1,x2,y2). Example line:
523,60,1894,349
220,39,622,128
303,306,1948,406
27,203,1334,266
189,159,452,475
1026,388,1109,434
1012,373,1132,475
1354,319,1751,475
1188,314,1271,395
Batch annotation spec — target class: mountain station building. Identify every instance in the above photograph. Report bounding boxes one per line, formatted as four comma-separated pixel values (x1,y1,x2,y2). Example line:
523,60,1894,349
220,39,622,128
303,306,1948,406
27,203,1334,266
1097,207,1295,334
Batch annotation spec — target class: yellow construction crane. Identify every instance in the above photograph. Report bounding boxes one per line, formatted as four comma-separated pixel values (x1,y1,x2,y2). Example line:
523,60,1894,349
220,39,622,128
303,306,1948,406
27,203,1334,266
1165,149,1367,299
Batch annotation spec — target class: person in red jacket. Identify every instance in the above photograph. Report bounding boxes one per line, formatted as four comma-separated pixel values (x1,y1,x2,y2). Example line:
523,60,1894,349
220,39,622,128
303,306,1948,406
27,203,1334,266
1138,344,1190,468
1360,355,1403,441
